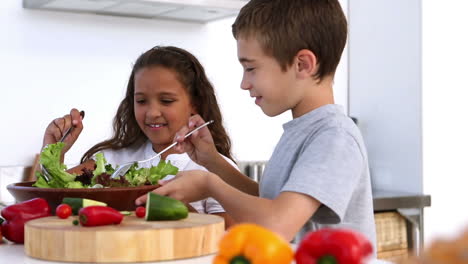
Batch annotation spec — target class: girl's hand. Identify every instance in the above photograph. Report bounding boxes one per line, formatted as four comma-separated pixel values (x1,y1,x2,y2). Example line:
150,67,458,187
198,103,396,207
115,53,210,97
42,108,84,156
135,170,213,206
172,115,219,167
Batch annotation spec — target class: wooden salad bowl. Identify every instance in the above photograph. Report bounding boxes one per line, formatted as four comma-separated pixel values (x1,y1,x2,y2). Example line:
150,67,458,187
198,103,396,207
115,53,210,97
7,181,159,213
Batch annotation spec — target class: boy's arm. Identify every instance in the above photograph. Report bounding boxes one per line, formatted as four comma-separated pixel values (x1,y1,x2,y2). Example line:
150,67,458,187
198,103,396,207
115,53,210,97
172,115,258,195
137,170,319,241
207,173,320,241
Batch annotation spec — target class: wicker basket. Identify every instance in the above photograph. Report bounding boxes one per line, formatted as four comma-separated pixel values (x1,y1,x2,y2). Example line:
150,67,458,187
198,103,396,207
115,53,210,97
375,211,409,262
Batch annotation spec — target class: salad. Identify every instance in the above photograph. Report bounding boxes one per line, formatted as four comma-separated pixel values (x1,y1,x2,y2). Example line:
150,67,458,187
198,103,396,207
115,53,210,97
33,142,179,188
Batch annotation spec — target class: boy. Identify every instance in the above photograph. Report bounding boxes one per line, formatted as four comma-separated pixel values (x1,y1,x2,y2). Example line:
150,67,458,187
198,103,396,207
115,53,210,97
136,0,376,247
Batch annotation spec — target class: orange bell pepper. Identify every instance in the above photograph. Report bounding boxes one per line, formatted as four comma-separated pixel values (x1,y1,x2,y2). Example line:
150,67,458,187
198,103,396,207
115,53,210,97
213,223,293,264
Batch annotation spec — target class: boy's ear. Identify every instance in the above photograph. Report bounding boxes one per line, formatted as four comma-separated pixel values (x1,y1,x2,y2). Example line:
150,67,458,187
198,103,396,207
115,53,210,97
295,49,318,78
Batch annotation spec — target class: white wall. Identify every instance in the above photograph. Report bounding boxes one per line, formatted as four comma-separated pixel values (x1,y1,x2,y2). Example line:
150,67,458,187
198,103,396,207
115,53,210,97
348,0,423,194
422,1,468,243
0,0,348,167
7,0,466,247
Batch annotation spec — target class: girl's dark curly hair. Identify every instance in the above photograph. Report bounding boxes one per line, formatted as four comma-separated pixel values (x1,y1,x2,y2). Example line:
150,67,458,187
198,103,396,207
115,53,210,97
81,46,234,163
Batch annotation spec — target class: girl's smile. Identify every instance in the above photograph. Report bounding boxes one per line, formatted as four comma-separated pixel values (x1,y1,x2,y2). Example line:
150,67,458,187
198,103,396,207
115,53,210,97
134,66,195,153
146,122,167,130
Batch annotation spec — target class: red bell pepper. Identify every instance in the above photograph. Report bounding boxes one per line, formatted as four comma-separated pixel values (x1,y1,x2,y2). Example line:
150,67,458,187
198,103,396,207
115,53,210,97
1,198,52,243
0,217,4,242
78,206,123,227
295,228,373,264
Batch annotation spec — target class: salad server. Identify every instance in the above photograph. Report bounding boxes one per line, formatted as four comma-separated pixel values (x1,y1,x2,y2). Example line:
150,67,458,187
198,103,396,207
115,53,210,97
110,120,214,179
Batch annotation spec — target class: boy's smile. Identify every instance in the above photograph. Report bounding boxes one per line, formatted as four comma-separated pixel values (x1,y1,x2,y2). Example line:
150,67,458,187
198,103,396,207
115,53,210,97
254,96,263,106
237,37,335,118
237,37,302,117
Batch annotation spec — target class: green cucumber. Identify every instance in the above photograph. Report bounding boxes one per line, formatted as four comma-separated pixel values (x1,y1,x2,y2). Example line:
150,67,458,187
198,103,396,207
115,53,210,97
145,193,188,221
62,197,107,215
120,211,131,216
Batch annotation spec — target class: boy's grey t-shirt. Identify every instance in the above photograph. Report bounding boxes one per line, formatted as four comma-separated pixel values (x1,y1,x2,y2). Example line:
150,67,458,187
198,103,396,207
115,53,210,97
259,104,376,247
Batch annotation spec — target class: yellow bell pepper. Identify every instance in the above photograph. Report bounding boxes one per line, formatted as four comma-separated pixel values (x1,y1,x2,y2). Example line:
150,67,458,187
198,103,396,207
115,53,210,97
213,223,293,264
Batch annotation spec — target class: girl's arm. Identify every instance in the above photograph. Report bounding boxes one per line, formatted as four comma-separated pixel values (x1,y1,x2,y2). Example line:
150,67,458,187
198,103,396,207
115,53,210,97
66,159,96,174
42,108,84,163
212,212,235,229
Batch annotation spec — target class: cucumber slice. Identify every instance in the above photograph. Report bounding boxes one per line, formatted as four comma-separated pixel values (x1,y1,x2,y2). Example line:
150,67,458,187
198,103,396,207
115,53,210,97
145,193,188,221
62,197,107,215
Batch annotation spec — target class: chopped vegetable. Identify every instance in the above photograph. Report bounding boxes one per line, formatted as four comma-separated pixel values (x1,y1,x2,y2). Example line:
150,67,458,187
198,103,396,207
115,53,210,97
120,211,131,216
94,173,130,187
74,168,94,185
62,197,107,215
145,193,188,221
33,143,179,188
65,181,84,189
79,206,123,227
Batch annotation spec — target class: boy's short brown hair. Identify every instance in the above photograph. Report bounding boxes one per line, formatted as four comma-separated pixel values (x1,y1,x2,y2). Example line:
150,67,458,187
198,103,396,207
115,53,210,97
232,0,347,80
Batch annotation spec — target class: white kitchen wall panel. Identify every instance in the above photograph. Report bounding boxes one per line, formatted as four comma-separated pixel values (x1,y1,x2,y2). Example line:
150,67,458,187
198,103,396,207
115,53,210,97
0,0,348,167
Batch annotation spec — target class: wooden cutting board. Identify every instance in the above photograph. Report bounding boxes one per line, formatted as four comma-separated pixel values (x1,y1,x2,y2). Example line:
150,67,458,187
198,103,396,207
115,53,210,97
25,213,224,263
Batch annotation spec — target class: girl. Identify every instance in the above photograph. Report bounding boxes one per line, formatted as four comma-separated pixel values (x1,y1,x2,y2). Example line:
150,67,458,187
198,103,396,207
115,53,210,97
42,46,235,227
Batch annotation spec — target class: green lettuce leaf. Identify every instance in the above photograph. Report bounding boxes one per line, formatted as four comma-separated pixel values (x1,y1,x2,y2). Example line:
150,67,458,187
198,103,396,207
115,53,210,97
37,142,76,187
123,160,178,186
148,160,179,185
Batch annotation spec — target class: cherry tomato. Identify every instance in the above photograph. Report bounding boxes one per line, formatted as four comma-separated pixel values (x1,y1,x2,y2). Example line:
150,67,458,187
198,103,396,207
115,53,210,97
135,206,146,218
56,204,72,219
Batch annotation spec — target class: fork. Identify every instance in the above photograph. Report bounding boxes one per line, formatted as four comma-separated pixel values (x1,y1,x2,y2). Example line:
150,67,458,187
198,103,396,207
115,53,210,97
110,120,214,179
40,111,85,182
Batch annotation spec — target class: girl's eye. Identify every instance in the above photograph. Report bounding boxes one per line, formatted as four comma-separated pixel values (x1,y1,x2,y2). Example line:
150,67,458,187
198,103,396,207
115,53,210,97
245,67,255,72
161,99,175,104
135,99,146,104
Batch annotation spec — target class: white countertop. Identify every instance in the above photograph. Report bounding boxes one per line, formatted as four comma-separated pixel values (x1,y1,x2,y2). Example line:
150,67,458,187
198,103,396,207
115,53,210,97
1,242,392,264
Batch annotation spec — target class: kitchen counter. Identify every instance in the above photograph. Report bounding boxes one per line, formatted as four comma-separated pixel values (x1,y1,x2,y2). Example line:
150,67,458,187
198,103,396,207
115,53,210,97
0,243,392,264
373,189,431,211
372,189,431,255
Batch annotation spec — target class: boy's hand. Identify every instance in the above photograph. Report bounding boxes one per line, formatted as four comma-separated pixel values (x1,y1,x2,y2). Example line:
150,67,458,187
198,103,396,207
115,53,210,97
135,170,213,205
42,108,84,156
172,115,219,167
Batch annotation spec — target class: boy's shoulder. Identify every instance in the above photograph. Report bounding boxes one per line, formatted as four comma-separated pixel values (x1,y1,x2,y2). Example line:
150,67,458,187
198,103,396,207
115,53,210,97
285,104,365,153
289,104,356,132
